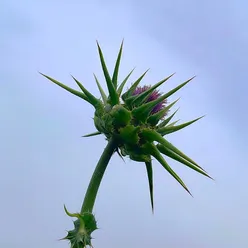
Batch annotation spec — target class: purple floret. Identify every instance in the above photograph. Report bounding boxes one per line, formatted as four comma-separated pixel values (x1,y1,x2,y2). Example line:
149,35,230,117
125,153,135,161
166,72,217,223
132,86,167,115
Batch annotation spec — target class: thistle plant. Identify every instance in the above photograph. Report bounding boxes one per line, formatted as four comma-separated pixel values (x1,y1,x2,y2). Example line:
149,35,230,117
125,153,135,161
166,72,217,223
41,41,211,248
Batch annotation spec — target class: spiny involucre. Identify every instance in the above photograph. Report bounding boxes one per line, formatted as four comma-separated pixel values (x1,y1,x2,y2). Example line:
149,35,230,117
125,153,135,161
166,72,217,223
41,41,212,247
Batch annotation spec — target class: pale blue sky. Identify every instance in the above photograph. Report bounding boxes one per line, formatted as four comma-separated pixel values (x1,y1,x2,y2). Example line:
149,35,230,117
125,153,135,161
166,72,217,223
1,1,248,247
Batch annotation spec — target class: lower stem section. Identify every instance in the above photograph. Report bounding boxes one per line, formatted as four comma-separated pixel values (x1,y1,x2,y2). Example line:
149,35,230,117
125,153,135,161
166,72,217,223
80,137,117,214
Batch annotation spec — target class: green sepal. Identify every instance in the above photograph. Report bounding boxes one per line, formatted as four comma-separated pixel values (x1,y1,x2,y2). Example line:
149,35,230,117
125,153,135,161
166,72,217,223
118,125,140,145
157,144,211,178
93,74,107,103
158,108,179,128
120,146,128,156
71,75,102,108
158,116,204,136
129,152,151,162
110,105,132,127
112,40,123,88
97,41,119,105
140,129,201,169
145,160,154,212
94,115,109,134
82,131,102,137
145,143,192,195
126,73,175,107
117,67,135,96
103,103,112,113
147,98,180,126
40,73,90,103
102,113,115,134
121,143,149,161
121,69,149,102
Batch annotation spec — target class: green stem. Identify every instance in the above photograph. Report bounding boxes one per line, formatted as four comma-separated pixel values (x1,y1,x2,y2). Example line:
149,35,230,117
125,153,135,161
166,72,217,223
80,137,117,214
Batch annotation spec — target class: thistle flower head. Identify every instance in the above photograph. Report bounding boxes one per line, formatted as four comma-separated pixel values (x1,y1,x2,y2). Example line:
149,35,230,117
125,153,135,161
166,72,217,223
132,85,167,115
41,40,211,219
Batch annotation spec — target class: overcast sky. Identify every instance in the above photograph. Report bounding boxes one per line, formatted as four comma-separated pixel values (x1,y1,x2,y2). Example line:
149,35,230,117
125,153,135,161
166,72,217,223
1,1,248,248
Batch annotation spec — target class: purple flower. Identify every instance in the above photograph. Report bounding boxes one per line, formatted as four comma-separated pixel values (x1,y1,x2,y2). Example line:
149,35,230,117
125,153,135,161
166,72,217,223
132,86,167,115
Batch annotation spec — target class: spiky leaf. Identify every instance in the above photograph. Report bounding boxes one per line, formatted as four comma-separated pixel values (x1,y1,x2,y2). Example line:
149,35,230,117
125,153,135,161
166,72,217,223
126,73,175,107
117,67,135,95
145,160,154,212
93,74,107,103
97,42,119,105
71,75,101,108
147,98,180,126
158,109,179,128
83,131,102,137
112,40,123,88
146,143,191,195
122,69,149,101
147,107,169,126
131,94,167,122
40,73,90,103
157,144,211,178
141,129,202,169
158,116,204,136
166,120,180,127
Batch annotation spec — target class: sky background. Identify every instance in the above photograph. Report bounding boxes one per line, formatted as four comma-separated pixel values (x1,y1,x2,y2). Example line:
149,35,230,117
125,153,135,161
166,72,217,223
1,0,248,247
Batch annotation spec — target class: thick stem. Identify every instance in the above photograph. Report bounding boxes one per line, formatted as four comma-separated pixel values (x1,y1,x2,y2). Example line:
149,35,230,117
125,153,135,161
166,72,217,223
80,137,117,214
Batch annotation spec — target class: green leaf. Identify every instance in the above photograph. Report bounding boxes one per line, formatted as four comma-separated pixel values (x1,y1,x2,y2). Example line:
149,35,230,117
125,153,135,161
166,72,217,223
71,75,101,108
82,131,102,137
64,205,80,218
158,116,204,136
112,40,124,89
93,74,107,103
147,98,180,126
147,143,191,195
117,67,135,96
157,144,211,178
127,73,175,107
97,41,119,105
121,69,149,101
40,73,90,103
158,108,179,128
145,160,154,212
141,129,202,169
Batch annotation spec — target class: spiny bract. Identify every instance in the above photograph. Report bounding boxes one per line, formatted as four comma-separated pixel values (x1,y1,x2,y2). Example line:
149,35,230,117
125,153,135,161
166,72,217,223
41,41,211,247
62,206,97,248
